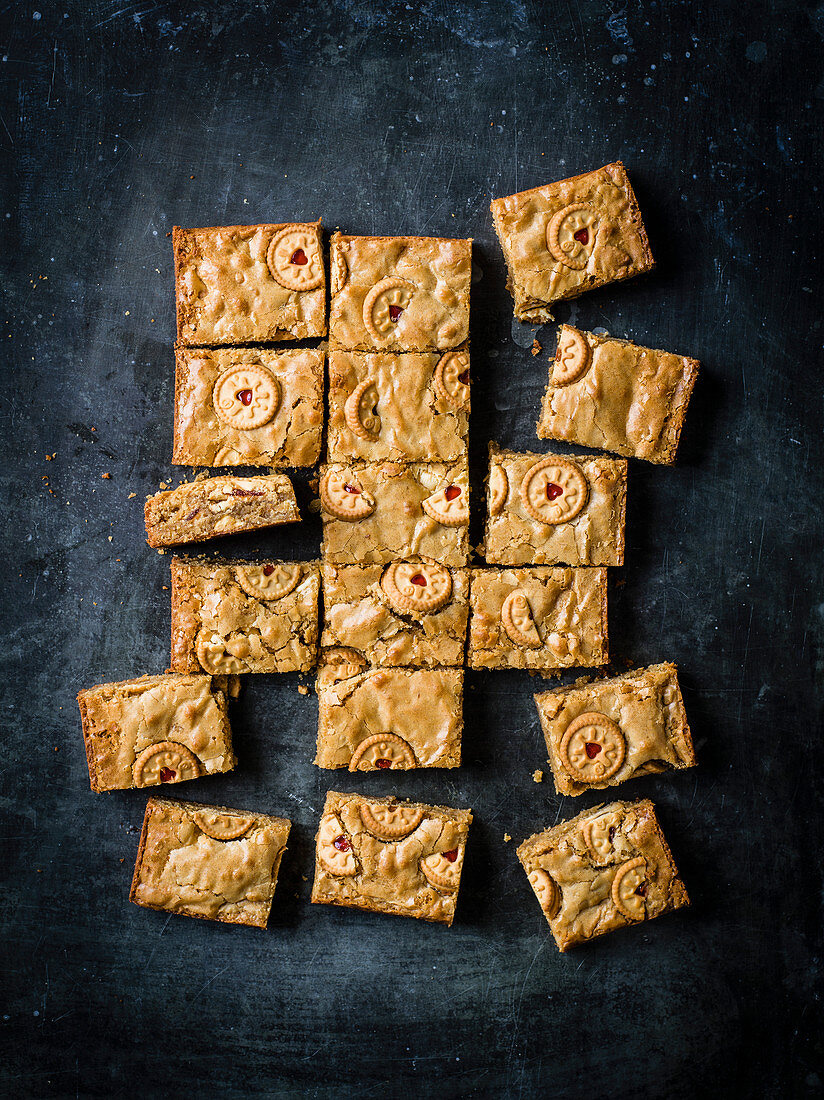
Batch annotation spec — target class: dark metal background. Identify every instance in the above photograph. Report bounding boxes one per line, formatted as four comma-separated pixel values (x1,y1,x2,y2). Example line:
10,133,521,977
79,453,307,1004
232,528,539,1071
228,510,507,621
2,2,822,1097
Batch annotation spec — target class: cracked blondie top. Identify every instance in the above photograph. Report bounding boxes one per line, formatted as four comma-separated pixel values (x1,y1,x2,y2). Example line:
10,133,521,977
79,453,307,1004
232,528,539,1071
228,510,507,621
483,443,627,567
321,561,469,667
315,656,463,770
130,796,291,928
173,346,324,468
78,673,235,793
490,162,654,321
329,234,471,351
467,567,608,672
311,790,472,924
174,222,326,345
170,557,320,675
537,325,700,464
144,474,300,548
319,461,470,567
327,348,469,463
517,798,689,951
535,663,695,797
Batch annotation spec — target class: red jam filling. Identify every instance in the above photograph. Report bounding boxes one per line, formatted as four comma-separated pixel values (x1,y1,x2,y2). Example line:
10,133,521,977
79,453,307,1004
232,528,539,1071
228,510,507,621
237,389,253,406
444,485,461,501
585,742,602,759
573,227,589,246
458,370,470,385
159,767,176,783
635,882,648,898
443,848,459,862
546,483,563,500
410,574,427,586
375,759,392,769
344,484,361,495
290,248,308,265
263,564,275,576
231,487,264,497
608,826,617,842
184,509,199,521
333,835,350,851
388,304,403,322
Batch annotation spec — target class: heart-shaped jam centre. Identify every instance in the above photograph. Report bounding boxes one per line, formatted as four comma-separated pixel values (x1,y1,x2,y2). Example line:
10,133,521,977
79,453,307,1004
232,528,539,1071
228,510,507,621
635,881,648,897
458,370,470,384
262,564,275,576
546,482,563,500
573,228,589,246
411,574,427,586
445,485,461,501
388,304,404,322
344,484,361,495
443,848,459,862
160,767,176,782
237,389,253,406
290,248,308,265
333,835,350,851
585,742,602,759
375,759,392,769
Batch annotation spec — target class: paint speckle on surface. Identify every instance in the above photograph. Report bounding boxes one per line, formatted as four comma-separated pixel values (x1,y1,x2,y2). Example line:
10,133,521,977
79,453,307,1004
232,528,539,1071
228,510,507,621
746,41,768,62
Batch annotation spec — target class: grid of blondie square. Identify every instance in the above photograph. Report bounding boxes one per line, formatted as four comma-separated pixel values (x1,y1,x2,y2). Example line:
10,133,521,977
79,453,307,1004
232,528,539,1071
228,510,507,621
77,162,700,944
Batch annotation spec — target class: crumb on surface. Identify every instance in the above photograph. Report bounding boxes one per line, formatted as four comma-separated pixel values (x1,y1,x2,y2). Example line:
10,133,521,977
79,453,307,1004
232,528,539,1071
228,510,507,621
298,685,309,696
531,338,542,356
128,492,136,499
532,769,543,783
101,472,111,479
503,833,511,842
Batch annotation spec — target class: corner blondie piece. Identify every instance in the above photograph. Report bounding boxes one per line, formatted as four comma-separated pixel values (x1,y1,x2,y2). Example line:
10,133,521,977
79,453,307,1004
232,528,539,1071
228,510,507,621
144,475,300,548
77,673,235,792
535,663,695,796
483,444,627,567
173,222,326,345
315,655,463,770
537,326,700,464
490,162,654,322
319,461,469,567
173,346,324,468
170,557,320,674
130,796,290,928
467,567,607,673
321,561,469,667
329,234,471,351
327,348,469,463
311,790,472,924
517,799,689,951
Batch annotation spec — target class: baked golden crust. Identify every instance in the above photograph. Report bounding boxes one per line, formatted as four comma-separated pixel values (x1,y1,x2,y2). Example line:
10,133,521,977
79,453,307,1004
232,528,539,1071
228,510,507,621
173,223,326,345
535,663,695,796
173,346,324,468
310,790,472,924
490,162,654,320
130,796,290,928
170,557,320,674
77,673,235,792
467,567,608,673
516,798,689,951
483,444,627,566
329,234,471,351
314,664,463,769
537,326,700,464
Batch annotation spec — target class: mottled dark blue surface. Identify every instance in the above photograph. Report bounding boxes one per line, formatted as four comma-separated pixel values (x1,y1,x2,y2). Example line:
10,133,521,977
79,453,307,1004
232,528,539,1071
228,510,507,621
2,2,822,1097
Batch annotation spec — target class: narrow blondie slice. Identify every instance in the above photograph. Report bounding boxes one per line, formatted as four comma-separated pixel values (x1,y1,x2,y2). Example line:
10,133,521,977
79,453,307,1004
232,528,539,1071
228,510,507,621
77,673,235,792
319,461,469,567
329,234,471,351
315,654,463,770
535,663,695,796
174,222,326,345
517,799,689,951
467,567,607,673
537,326,700,464
170,557,320,674
490,162,654,322
321,561,469,667
483,444,627,566
327,348,469,462
173,346,324,468
130,796,291,928
144,475,300,548
311,790,472,925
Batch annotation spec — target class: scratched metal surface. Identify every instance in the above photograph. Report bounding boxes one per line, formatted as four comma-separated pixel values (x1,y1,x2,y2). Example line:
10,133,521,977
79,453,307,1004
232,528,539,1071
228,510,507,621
1,1,822,1097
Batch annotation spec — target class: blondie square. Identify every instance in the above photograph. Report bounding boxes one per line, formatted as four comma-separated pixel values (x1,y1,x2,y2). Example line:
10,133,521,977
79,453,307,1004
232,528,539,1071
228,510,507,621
467,567,608,673
537,326,700,464
490,162,654,322
321,561,469,667
319,461,469,567
77,673,235,792
315,654,463,770
130,796,291,928
483,444,627,567
173,346,324,468
173,222,326,345
311,790,472,924
170,557,320,674
327,348,469,463
144,474,300,548
329,234,471,351
517,799,689,951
